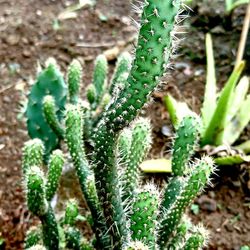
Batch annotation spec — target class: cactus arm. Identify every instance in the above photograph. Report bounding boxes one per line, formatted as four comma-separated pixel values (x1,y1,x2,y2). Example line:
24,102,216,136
158,157,214,247
65,105,110,249
183,225,209,250
109,52,132,95
43,95,65,139
63,199,79,226
99,0,181,130
67,59,82,104
26,166,48,217
172,115,201,176
92,55,108,106
25,166,59,250
45,150,64,202
40,205,60,250
130,185,160,249
22,139,44,175
122,118,152,200
92,1,181,247
25,227,42,249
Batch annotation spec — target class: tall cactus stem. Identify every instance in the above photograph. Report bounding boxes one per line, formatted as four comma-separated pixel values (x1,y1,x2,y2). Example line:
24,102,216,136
65,105,110,249
45,149,64,202
122,118,152,200
67,59,82,104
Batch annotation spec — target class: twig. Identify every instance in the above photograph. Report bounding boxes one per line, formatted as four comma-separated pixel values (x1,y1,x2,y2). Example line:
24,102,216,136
235,1,250,67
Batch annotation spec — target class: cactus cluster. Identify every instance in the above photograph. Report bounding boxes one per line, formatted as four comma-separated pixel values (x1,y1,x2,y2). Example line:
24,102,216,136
22,1,215,249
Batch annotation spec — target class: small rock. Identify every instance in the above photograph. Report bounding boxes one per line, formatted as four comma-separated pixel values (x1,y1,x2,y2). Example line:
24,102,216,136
197,195,217,212
224,223,234,232
22,50,31,58
5,34,20,46
3,96,11,103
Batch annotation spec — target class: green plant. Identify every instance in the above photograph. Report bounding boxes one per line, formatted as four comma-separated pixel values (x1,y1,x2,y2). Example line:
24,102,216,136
165,33,249,163
225,0,249,12
23,1,214,249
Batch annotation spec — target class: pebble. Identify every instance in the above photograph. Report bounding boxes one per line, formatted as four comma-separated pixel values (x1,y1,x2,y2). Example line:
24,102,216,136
197,195,217,212
5,34,20,46
22,50,31,58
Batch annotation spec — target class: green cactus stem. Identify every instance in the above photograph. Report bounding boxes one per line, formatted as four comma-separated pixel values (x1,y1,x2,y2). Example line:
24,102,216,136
67,59,82,104
22,139,44,175
159,156,214,247
43,95,65,139
117,127,132,167
65,227,82,250
45,149,64,202
109,52,132,95
172,115,201,176
92,55,108,106
25,227,42,249
26,60,67,155
86,84,97,106
166,215,192,249
26,166,48,217
100,0,181,130
93,1,181,248
64,199,79,226
122,118,152,200
65,105,110,249
130,184,160,249
40,205,60,250
183,225,209,250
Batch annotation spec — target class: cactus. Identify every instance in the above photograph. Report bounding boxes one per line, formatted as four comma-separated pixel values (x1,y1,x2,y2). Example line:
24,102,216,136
159,156,214,247
67,59,82,105
130,185,160,249
122,118,152,200
22,1,215,250
26,60,67,155
45,149,64,201
172,115,201,176
109,52,132,95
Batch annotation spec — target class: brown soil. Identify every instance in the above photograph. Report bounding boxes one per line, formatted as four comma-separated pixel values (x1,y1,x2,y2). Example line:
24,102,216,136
0,0,249,249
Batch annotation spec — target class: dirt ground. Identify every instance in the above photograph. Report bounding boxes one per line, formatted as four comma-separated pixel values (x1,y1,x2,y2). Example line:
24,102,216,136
0,0,249,249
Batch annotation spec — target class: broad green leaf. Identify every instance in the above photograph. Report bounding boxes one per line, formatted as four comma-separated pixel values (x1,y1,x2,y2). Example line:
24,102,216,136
201,61,245,146
164,94,194,130
201,33,217,130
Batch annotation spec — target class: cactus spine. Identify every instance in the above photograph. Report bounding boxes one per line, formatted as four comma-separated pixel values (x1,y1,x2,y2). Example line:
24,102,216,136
65,105,110,249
